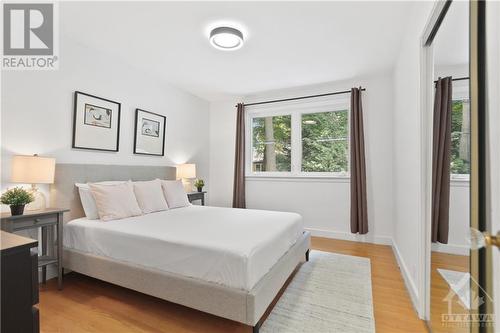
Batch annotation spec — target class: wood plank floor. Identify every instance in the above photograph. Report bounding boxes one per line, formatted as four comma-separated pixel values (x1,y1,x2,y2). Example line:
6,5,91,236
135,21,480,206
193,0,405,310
429,252,469,333
39,237,427,333
311,237,427,333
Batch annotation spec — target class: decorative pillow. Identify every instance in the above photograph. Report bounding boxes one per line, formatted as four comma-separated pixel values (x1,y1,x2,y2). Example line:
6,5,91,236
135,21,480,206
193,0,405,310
133,179,169,214
75,181,126,220
160,180,190,209
89,181,142,221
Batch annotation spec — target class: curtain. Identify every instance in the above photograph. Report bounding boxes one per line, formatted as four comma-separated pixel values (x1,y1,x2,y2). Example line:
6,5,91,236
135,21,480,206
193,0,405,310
350,87,368,234
431,77,452,244
232,103,246,208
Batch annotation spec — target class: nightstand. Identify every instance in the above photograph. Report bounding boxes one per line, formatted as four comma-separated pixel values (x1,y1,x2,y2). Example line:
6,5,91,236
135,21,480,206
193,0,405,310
0,208,69,290
187,191,206,206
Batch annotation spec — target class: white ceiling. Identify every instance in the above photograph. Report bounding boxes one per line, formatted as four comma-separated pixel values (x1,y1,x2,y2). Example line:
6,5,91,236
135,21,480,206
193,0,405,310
61,1,416,101
434,0,469,67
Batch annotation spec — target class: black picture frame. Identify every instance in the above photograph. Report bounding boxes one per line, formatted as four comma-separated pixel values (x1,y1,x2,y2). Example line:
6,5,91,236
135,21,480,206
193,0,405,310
133,108,166,156
72,91,121,152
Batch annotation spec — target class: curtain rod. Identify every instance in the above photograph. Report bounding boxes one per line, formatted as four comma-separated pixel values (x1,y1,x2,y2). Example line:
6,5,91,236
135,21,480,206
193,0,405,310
433,76,470,84
238,87,366,107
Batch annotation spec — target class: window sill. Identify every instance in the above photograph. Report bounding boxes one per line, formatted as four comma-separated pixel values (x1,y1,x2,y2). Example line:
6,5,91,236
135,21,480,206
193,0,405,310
451,176,470,187
245,175,350,183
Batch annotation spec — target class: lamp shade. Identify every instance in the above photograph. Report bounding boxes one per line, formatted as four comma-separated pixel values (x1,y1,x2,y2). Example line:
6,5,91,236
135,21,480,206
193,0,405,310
177,163,196,179
11,155,56,184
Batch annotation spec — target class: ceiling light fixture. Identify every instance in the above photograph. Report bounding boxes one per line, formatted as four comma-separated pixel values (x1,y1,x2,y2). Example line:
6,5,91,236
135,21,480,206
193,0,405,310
209,26,244,51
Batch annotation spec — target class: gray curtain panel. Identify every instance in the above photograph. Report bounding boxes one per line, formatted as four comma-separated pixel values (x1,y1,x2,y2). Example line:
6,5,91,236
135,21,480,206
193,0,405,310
350,88,368,234
232,103,246,208
431,77,452,244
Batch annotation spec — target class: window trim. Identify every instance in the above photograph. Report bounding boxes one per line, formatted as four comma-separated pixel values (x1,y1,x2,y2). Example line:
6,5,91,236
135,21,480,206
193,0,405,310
245,97,351,178
450,173,470,182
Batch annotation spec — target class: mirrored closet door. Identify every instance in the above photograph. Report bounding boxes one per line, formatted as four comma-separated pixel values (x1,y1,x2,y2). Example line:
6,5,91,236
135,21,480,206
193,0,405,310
426,1,498,332
428,2,471,332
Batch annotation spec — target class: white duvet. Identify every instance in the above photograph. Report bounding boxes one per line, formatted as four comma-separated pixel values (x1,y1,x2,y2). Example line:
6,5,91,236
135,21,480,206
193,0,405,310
63,205,303,291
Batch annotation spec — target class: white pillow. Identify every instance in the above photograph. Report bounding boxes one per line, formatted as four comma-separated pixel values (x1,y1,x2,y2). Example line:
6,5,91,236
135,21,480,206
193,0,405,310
160,180,190,209
133,179,169,214
75,181,126,220
89,181,142,221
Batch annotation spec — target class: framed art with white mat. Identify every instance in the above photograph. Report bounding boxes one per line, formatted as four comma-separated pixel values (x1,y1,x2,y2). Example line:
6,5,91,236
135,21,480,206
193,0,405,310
134,109,166,156
72,91,121,152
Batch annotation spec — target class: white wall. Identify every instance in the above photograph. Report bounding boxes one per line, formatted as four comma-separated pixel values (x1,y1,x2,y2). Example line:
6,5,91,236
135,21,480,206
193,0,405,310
435,63,469,79
208,99,240,208
1,36,210,199
209,73,395,244
392,0,434,315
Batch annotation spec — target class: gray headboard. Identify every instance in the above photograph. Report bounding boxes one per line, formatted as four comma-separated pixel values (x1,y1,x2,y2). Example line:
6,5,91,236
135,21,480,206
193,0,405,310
49,164,176,222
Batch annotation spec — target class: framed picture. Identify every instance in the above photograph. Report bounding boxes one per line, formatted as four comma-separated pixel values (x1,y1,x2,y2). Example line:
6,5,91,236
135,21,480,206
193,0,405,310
72,91,121,152
134,109,166,156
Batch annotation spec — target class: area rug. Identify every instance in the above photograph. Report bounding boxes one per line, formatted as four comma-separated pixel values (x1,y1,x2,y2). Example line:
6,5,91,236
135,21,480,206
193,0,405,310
437,268,471,310
261,250,375,333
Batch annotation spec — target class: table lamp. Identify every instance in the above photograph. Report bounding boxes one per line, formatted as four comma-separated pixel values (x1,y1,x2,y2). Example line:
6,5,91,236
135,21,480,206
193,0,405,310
11,154,56,211
177,163,196,192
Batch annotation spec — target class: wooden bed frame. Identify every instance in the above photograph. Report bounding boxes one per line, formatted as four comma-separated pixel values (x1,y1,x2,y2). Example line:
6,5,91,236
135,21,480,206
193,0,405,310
51,164,311,332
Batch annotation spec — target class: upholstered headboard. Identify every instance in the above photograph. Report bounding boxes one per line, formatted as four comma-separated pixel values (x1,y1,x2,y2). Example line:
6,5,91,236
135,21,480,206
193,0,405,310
49,164,176,222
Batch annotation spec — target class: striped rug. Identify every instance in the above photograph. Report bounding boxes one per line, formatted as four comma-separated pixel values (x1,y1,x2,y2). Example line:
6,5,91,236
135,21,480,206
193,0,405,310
261,250,375,333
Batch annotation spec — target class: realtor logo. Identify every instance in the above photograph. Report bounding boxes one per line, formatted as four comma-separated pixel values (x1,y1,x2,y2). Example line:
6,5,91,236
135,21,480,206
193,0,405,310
441,273,494,328
2,2,58,69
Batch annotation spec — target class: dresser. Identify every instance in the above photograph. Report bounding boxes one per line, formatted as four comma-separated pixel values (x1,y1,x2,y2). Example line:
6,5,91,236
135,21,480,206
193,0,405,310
1,231,39,333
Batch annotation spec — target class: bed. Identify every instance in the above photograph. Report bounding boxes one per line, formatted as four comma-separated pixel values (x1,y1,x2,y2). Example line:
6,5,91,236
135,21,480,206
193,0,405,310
51,164,310,332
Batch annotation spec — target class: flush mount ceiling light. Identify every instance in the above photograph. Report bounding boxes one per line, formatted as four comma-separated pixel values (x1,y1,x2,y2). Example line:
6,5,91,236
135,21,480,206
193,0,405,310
209,26,244,51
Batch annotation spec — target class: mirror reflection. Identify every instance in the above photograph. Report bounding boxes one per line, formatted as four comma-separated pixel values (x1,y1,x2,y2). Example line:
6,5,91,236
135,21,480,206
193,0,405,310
429,1,470,332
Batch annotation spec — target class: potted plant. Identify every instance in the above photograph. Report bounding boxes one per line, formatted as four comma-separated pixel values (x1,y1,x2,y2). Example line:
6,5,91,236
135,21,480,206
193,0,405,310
193,179,205,192
0,187,34,216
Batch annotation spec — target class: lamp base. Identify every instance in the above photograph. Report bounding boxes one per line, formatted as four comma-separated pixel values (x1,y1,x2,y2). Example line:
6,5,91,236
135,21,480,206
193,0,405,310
26,186,46,211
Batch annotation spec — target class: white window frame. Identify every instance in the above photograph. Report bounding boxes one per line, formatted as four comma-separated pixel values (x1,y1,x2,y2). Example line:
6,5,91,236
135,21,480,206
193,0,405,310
245,97,350,179
450,83,470,181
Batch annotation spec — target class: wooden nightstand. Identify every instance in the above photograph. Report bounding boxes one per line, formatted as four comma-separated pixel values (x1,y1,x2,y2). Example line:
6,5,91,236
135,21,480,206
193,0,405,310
187,191,206,206
1,208,69,290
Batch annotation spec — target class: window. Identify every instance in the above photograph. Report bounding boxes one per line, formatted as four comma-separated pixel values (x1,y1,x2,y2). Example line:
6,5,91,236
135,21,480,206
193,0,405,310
302,110,348,173
251,115,291,172
247,99,350,177
450,99,470,176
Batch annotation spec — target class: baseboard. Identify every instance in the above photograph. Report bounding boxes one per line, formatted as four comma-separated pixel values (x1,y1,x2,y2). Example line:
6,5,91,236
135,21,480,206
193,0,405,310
391,240,420,314
305,227,393,246
431,242,469,256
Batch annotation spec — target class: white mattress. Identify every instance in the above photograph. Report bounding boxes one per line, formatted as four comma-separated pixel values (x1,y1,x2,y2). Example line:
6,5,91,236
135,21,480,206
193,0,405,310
63,205,303,291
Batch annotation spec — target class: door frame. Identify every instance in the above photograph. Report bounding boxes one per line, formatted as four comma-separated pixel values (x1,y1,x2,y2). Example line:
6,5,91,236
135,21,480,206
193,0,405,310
470,1,495,332
485,2,500,329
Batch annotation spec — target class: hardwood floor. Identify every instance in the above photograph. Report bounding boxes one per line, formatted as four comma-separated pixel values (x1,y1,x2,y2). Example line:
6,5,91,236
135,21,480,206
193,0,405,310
429,252,470,333
312,237,427,333
39,237,427,333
